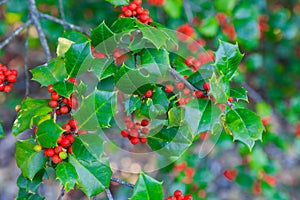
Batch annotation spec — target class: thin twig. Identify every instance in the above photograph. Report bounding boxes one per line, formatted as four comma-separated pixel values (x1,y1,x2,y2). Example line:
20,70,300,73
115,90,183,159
110,177,135,189
39,13,90,36
24,27,30,97
0,20,32,49
183,0,193,24
57,186,65,200
58,0,66,23
105,189,114,200
28,0,51,62
169,67,200,92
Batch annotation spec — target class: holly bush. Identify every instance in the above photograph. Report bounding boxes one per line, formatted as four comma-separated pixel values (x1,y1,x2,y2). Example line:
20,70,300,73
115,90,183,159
0,0,300,199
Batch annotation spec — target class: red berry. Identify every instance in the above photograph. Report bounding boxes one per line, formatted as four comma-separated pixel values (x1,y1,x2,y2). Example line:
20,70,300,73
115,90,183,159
67,146,73,154
44,148,55,157
139,14,149,22
121,130,129,137
47,84,54,93
69,119,78,130
183,194,193,200
61,138,70,147
68,77,78,86
62,124,71,133
165,84,174,93
128,3,137,11
167,197,176,200
203,82,210,91
126,121,135,129
174,190,182,197
124,9,133,17
122,6,128,12
3,85,12,93
145,90,153,98
141,128,149,134
66,134,75,143
183,88,190,96
136,7,144,14
51,92,60,101
33,127,38,134
57,134,64,144
134,123,141,130
140,137,147,144
7,75,17,83
54,146,63,154
0,83,4,91
176,82,185,90
130,129,139,137
130,137,139,145
134,0,142,5
194,91,203,99
228,97,234,102
223,169,237,181
52,155,62,164
141,119,149,126
62,98,69,105
119,14,125,18
56,109,61,115
49,100,58,108
252,180,262,195
123,117,131,122
60,105,70,114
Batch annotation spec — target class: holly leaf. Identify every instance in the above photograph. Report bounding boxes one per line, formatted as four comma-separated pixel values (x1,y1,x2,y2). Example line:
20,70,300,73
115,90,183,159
72,134,105,162
209,73,229,104
225,108,265,150
15,138,47,180
52,81,76,98
91,58,115,81
230,87,248,102
30,58,66,87
152,87,169,112
91,21,115,48
69,155,112,197
56,162,78,192
56,37,75,57
105,0,129,6
65,42,93,77
111,18,137,33
13,98,52,136
73,90,117,130
0,121,4,138
36,119,64,148
187,68,214,90
147,125,193,164
184,98,222,135
168,107,183,127
17,170,44,193
130,172,163,200
214,40,244,80
124,95,142,115
140,49,171,78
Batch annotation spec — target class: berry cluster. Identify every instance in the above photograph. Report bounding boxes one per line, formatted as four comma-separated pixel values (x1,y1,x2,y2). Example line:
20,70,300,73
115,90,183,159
0,63,18,93
185,51,214,71
147,0,165,6
166,190,193,200
42,119,78,164
164,81,210,106
216,13,236,41
48,80,78,115
119,0,153,24
120,117,149,145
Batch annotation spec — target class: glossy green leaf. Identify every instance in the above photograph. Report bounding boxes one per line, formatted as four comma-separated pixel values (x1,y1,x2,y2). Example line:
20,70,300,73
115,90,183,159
73,90,117,130
124,95,142,115
56,37,75,57
36,119,64,148
91,57,114,80
52,81,76,98
215,0,237,13
105,0,129,6
198,17,219,37
0,121,4,138
130,172,163,200
69,155,112,197
214,41,243,80
225,108,265,150
15,139,47,180
230,87,248,102
111,18,137,33
13,98,52,136
65,41,93,77
56,162,78,192
17,170,44,193
30,58,66,87
187,68,214,90
209,73,229,104
162,0,183,19
91,21,115,52
168,107,183,127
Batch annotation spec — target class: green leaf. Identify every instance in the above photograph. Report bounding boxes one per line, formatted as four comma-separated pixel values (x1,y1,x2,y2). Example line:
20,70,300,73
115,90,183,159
72,134,105,161
209,73,229,104
214,41,244,80
184,99,222,135
36,119,64,148
0,121,4,138
198,17,219,37
152,87,169,113
147,125,193,164
256,102,272,117
140,49,170,78
130,172,163,200
114,64,152,95
91,58,115,80
187,68,214,90
162,0,183,18
105,0,129,6
52,81,76,98
17,170,44,193
56,162,78,192
73,90,117,130
69,155,112,197
56,37,75,57
230,87,248,102
136,22,169,49
225,108,265,150
124,95,142,115
215,0,237,13
15,138,47,180
13,98,52,136
30,58,66,87
62,31,89,43
91,21,115,48
111,18,137,33
168,107,183,127
65,42,93,77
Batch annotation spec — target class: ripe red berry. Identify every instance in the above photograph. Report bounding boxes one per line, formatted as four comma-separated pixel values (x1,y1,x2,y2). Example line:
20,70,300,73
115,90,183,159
141,119,149,126
141,127,149,134
183,194,193,200
165,84,174,93
134,123,141,130
60,105,70,114
134,0,142,5
203,82,210,91
136,7,144,14
183,88,190,96
67,146,73,154
69,119,78,130
121,130,129,137
10,69,18,75
56,109,61,115
128,3,137,11
223,169,237,181
66,134,75,143
124,117,131,122
52,155,62,164
62,124,71,132
194,91,203,99
176,82,185,90
126,121,135,129
145,90,153,98
140,137,147,144
51,92,60,101
228,97,234,102
68,77,78,86
130,137,139,145
0,84,4,91
7,75,17,83
61,138,70,147
15,104,21,112
130,129,139,137
49,100,58,108
54,146,63,154
3,85,12,93
174,190,182,197
124,9,133,17
44,148,55,157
